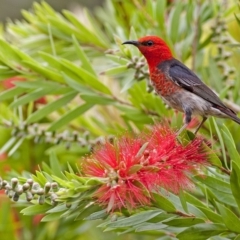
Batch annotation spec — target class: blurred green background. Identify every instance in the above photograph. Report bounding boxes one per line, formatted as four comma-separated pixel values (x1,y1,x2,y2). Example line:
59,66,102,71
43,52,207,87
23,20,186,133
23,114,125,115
1,0,240,239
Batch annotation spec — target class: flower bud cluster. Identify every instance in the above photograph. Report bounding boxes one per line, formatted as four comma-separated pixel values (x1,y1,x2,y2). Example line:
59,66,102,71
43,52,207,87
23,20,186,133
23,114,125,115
0,177,61,206
126,56,149,82
3,120,112,151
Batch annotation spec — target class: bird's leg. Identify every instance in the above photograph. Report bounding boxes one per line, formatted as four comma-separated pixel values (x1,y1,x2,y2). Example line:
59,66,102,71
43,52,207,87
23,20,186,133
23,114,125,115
194,116,207,135
177,108,192,136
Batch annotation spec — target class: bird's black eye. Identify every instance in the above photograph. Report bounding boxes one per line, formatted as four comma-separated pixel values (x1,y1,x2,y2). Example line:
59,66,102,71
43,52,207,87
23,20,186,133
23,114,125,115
147,40,154,46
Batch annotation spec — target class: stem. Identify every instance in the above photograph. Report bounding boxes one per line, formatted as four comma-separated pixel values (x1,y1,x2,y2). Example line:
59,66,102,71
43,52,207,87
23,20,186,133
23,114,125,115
219,166,231,175
174,210,195,218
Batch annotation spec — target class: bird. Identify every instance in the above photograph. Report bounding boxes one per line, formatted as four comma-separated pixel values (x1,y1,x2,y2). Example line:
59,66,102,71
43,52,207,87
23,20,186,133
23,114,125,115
122,36,240,135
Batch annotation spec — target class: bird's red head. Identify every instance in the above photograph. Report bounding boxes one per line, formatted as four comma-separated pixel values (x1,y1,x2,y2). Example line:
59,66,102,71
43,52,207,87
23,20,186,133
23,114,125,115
123,36,173,71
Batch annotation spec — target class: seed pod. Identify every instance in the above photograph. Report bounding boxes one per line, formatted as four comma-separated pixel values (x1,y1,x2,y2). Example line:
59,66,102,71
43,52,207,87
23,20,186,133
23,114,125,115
25,191,33,202
22,183,30,192
13,192,20,202
44,182,51,195
38,195,45,205
11,178,19,191
51,182,59,192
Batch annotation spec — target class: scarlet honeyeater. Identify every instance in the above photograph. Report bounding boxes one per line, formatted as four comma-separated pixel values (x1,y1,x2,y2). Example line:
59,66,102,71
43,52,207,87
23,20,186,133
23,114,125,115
123,36,240,134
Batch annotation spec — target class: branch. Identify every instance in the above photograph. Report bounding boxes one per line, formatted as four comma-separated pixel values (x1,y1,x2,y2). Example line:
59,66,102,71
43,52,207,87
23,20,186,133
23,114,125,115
0,120,113,150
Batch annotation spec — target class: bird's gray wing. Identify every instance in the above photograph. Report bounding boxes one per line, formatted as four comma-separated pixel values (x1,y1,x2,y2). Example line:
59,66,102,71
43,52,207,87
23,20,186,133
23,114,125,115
158,58,230,110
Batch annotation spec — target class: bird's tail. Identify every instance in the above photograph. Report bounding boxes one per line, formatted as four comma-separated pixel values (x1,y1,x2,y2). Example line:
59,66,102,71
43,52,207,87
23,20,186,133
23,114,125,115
218,106,240,125
230,114,240,125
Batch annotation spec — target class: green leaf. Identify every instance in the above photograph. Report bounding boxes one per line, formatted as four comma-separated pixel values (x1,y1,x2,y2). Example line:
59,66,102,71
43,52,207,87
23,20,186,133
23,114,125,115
81,93,115,105
10,88,54,108
184,192,223,223
202,143,222,167
206,187,237,208
222,125,240,168
75,204,102,221
104,66,128,76
164,217,204,227
179,190,188,213
21,204,52,216
49,152,65,179
0,40,21,65
8,137,25,156
106,210,162,228
169,2,182,43
230,161,240,210
194,175,231,194
177,223,227,240
84,209,108,220
60,59,111,95
62,72,95,94
0,137,17,154
135,222,167,232
212,119,227,168
197,206,223,223
26,91,78,123
47,102,93,131
46,204,67,213
84,9,110,47
0,87,26,101
152,193,176,212
217,203,240,233
72,35,96,76
23,60,63,83
41,212,63,222
235,235,240,240
156,0,167,32
32,171,48,186
63,10,108,48
14,80,62,89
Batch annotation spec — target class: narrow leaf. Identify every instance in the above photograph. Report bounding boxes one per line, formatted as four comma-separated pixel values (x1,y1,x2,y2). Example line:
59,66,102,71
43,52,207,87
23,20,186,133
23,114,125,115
10,88,54,108
21,204,52,216
47,102,93,131
177,223,227,240
106,210,162,228
27,91,78,123
217,203,240,233
0,87,26,101
230,162,240,210
72,35,96,76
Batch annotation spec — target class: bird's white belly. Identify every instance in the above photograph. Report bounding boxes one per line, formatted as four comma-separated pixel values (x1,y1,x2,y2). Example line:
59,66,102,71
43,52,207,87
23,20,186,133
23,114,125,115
161,90,228,118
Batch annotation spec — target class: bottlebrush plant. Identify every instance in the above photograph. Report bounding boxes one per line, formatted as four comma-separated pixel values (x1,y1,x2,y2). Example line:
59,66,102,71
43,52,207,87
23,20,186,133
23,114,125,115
1,1,240,240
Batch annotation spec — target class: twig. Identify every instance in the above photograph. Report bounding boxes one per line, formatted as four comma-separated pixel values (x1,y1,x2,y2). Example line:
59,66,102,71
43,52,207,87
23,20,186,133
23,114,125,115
219,166,231,175
175,210,195,218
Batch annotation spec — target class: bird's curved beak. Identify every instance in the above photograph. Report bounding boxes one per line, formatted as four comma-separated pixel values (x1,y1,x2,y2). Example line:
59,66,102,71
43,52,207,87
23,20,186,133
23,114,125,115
122,40,140,46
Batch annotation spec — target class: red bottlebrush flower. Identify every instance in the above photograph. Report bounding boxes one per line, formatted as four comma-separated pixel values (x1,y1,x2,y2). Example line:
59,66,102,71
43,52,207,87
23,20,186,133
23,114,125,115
83,137,151,211
2,76,47,105
33,214,44,225
82,125,207,211
2,76,25,89
143,125,206,193
0,152,7,161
